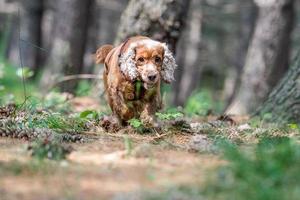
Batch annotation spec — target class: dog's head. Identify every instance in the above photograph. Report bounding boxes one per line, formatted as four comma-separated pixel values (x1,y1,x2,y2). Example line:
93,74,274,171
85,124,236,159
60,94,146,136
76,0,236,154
119,38,177,88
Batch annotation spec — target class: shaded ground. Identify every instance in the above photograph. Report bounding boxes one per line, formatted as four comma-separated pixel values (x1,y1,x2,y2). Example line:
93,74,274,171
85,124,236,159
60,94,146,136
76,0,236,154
0,132,222,200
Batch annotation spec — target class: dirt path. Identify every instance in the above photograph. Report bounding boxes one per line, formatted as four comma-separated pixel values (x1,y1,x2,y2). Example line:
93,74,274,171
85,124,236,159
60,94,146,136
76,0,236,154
0,133,222,200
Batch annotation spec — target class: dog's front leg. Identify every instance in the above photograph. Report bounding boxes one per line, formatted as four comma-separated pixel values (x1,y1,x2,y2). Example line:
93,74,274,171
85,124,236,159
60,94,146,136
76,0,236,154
140,101,158,127
110,88,134,123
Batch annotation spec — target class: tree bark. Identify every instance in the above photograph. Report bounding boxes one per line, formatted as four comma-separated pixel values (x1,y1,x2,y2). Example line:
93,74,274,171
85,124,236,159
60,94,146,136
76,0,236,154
85,0,128,73
115,0,191,52
223,0,256,109
40,0,93,93
172,0,202,106
257,53,300,123
226,0,295,115
20,0,44,72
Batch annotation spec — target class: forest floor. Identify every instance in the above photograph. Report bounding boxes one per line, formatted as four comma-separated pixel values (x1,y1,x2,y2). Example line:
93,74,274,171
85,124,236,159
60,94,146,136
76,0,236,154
0,133,221,200
0,97,299,200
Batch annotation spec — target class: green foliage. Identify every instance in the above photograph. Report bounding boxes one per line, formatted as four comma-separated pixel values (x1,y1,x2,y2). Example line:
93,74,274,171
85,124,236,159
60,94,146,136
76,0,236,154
155,109,183,120
128,118,143,129
185,90,221,116
205,137,300,200
75,80,92,96
128,118,149,134
29,139,71,161
16,67,34,79
27,112,88,133
128,118,144,130
80,110,102,120
288,123,299,130
0,60,37,105
43,91,71,112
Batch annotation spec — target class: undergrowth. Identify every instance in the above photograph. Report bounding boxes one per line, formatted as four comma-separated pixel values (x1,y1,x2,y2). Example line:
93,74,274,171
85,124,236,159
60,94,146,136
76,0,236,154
143,136,300,200
204,136,300,200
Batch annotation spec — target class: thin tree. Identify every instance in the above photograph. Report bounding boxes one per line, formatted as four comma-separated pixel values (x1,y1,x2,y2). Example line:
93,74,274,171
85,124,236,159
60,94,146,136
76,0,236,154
172,0,202,106
20,0,44,72
40,0,93,92
226,0,295,115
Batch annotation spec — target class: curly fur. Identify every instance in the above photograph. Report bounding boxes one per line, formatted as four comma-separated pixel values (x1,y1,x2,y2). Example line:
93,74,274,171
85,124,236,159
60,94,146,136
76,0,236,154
161,43,177,83
119,45,138,81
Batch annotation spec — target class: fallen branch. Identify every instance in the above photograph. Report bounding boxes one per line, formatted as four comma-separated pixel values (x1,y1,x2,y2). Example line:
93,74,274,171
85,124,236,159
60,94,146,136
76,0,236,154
48,74,102,91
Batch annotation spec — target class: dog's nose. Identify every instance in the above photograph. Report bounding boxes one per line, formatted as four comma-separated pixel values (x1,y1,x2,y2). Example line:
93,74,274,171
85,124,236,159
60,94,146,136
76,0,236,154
148,74,157,81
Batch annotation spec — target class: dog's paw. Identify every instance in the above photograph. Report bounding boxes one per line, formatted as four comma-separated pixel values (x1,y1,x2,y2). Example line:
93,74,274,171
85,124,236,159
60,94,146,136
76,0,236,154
140,115,156,128
99,115,121,132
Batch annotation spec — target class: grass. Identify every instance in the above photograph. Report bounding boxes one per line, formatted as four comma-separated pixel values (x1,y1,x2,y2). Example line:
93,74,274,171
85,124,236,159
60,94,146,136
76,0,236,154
26,112,90,133
0,60,38,105
204,136,300,200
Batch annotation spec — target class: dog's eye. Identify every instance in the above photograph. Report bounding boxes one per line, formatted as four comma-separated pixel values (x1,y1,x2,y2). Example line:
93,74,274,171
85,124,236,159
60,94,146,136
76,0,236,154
155,56,162,63
137,57,145,63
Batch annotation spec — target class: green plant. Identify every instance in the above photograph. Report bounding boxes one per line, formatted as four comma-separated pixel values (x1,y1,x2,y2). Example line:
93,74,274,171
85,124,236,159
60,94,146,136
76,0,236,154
43,91,71,112
27,112,88,133
0,60,37,104
287,123,299,130
75,80,92,96
128,118,146,133
155,110,183,120
128,118,143,128
80,110,102,120
204,137,300,200
184,90,214,116
16,67,34,79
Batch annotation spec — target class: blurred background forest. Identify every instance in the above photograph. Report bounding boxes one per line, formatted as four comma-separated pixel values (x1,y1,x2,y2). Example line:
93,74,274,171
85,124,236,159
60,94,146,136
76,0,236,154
0,0,299,121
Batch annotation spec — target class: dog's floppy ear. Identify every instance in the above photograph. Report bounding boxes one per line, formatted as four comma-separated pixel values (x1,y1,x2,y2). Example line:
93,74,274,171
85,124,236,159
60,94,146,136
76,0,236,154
119,42,138,81
161,44,177,83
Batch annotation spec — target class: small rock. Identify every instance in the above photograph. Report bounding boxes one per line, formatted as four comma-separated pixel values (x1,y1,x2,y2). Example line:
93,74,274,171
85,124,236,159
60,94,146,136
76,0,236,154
188,134,214,153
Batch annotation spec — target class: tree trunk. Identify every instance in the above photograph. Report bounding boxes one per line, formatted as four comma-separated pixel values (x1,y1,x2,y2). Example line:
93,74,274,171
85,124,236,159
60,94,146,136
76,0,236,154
85,0,128,73
257,53,300,123
40,0,93,93
115,0,191,52
20,0,44,72
172,0,202,106
223,0,256,109
226,0,295,115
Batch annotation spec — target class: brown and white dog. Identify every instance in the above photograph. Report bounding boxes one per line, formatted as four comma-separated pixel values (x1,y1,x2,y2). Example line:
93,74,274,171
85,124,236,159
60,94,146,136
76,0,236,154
95,36,177,126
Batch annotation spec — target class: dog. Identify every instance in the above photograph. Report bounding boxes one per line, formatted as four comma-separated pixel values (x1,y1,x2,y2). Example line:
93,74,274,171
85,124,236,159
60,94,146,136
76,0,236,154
95,36,177,127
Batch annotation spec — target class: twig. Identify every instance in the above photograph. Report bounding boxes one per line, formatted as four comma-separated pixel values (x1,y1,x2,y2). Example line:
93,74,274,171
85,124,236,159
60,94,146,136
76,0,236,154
50,74,102,89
